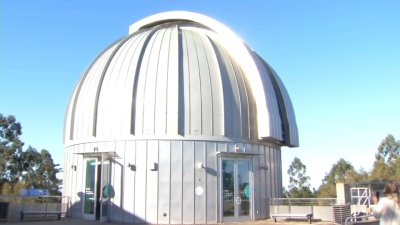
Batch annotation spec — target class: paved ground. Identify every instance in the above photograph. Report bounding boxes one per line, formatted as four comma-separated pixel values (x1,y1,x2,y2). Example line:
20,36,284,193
3,218,337,225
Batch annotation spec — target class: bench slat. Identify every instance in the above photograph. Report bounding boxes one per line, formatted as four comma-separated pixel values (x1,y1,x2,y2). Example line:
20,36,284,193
20,211,62,221
271,213,313,224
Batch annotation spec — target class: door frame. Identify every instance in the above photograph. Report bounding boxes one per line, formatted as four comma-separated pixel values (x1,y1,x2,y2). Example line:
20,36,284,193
82,155,110,221
218,156,253,223
82,158,98,220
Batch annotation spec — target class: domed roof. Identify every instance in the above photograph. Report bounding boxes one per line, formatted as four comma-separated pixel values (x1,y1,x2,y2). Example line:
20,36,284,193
64,11,298,147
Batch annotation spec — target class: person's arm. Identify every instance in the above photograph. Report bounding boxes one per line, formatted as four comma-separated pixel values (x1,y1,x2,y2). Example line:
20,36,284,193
372,197,385,219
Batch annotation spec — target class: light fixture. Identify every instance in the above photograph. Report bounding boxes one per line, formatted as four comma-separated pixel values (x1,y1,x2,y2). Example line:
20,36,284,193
150,162,158,171
127,163,136,171
260,166,268,171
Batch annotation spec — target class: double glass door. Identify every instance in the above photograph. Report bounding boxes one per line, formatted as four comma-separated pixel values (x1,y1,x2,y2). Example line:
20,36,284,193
83,158,110,221
221,158,251,222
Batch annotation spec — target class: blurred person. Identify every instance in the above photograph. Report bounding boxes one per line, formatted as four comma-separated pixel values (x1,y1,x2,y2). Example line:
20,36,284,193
372,181,400,225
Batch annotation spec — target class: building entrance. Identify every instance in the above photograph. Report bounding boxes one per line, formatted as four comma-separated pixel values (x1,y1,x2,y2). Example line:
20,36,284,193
221,158,251,222
83,158,110,221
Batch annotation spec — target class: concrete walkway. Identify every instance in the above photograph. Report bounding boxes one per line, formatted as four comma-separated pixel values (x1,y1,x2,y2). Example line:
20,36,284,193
4,218,336,225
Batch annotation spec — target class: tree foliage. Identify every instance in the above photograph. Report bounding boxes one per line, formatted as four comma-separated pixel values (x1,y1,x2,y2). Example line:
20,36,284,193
0,114,24,186
286,157,314,198
0,113,61,195
317,158,360,197
370,134,400,180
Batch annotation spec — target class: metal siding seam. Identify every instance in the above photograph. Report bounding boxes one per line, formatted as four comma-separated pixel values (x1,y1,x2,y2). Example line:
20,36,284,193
133,141,137,223
164,28,173,134
68,38,123,140
130,28,159,135
169,141,172,224
177,27,185,135
182,31,191,135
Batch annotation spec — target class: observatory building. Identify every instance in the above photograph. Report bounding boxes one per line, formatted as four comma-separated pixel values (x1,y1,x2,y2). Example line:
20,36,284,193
63,11,298,224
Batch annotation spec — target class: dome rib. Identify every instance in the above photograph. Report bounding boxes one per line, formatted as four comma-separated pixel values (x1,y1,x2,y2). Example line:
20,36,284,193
130,27,159,135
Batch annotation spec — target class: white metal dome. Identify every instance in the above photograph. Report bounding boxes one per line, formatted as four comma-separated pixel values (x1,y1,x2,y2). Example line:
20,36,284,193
64,11,298,147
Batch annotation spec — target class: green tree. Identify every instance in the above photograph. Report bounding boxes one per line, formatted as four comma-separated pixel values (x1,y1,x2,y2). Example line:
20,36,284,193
20,147,62,195
370,134,400,180
0,113,61,195
286,157,314,198
0,114,24,189
317,158,358,197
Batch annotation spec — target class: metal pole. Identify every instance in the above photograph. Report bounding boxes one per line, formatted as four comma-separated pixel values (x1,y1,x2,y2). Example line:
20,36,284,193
99,153,107,223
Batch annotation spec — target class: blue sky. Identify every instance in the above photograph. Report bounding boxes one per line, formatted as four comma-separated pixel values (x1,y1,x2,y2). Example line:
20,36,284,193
1,0,399,189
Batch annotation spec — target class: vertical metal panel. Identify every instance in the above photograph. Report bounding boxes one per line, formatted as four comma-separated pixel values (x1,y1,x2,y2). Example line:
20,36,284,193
134,140,147,223
194,141,206,224
122,32,148,135
166,27,179,134
191,31,213,135
134,31,158,135
200,35,224,136
142,30,165,135
206,142,217,223
182,141,195,224
185,31,202,135
158,141,170,224
170,141,182,223
270,147,276,198
74,145,83,217
252,149,261,219
232,63,249,138
123,141,135,223
212,42,232,137
265,146,272,201
258,145,267,219
154,28,171,135
277,148,283,196
111,141,124,222
212,42,242,138
146,140,159,224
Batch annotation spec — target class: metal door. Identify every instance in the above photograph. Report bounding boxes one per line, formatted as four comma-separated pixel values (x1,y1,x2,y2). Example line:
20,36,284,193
83,158,98,220
83,157,110,221
221,158,251,222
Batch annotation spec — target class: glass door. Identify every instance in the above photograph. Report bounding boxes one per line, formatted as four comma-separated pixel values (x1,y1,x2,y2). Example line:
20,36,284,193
221,158,251,222
83,158,98,220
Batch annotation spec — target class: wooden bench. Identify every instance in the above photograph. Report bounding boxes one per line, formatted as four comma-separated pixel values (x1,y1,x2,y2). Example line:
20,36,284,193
271,213,313,224
20,211,62,221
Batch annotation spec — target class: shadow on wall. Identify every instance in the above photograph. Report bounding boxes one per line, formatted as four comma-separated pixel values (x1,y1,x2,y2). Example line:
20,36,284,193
68,165,220,224
69,188,146,224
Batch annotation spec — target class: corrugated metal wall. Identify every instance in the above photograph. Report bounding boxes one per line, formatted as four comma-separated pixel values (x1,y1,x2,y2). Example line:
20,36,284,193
64,139,282,224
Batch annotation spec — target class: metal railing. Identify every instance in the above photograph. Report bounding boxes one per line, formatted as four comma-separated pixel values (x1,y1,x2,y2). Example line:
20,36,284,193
271,198,337,206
